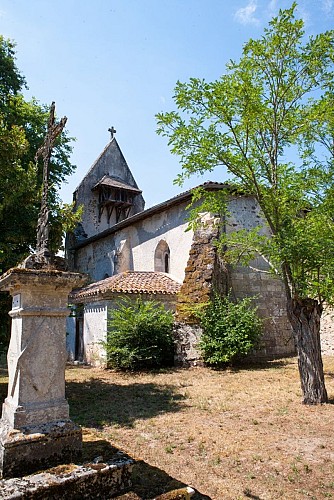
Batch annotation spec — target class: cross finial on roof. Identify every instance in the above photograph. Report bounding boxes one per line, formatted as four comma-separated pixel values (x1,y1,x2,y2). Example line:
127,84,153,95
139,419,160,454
108,126,116,139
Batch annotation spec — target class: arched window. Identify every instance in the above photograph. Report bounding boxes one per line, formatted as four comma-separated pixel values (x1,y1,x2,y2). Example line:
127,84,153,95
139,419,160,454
154,240,170,273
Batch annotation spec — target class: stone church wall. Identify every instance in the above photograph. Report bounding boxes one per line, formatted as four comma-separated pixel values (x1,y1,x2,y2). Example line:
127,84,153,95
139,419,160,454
230,267,294,358
174,197,296,365
73,200,193,283
320,307,334,355
67,293,178,367
227,195,295,358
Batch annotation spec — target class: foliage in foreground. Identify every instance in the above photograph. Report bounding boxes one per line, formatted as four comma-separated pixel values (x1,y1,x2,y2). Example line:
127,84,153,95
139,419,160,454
0,35,77,270
197,294,262,366
104,297,174,370
0,35,81,350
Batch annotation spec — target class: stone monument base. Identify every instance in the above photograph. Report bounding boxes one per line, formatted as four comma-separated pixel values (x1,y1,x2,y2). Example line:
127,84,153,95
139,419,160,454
0,420,82,479
0,452,134,499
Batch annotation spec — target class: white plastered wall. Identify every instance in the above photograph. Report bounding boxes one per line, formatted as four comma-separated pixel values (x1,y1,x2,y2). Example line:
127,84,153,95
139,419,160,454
75,200,194,283
83,301,108,366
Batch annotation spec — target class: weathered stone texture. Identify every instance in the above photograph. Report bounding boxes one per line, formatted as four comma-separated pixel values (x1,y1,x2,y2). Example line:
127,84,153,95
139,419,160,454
0,420,82,479
0,268,87,478
176,218,229,323
0,452,134,499
230,266,295,358
175,199,296,362
173,322,203,367
226,196,296,359
320,306,334,355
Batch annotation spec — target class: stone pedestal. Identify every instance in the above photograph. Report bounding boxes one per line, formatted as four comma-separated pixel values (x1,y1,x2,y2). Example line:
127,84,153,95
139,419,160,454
0,268,86,478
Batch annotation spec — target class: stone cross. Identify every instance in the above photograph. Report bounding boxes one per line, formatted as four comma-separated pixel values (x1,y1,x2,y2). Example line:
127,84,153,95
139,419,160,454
35,102,67,260
108,126,116,139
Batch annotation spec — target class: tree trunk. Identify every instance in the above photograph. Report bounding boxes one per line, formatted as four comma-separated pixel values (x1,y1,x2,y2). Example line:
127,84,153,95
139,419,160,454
287,297,328,404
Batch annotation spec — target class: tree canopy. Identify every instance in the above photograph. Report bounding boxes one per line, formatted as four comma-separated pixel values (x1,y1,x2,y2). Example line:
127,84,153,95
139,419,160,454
157,3,334,404
0,35,76,271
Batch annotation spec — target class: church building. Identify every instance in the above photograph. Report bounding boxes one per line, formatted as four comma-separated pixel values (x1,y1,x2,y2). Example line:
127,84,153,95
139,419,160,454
65,133,296,366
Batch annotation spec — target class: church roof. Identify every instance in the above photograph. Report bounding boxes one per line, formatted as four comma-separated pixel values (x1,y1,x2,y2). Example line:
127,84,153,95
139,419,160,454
70,271,181,301
73,137,142,195
92,175,142,193
72,181,230,250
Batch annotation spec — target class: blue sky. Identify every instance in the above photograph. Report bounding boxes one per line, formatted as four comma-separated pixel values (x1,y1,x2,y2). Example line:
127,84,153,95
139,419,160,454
1,0,333,208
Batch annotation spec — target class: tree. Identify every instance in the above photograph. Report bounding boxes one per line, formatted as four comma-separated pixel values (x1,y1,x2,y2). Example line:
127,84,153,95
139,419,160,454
156,3,334,404
0,36,79,349
0,36,76,270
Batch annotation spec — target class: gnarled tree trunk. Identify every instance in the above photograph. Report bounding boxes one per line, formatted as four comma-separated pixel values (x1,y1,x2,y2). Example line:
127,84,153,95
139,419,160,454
287,297,328,404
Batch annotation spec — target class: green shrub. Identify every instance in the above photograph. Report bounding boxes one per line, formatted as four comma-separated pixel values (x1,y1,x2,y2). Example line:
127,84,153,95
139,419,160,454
104,297,174,370
197,294,262,366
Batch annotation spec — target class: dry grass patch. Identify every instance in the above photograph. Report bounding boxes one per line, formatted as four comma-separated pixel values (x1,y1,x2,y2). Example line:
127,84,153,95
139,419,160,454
1,359,334,499
63,358,334,499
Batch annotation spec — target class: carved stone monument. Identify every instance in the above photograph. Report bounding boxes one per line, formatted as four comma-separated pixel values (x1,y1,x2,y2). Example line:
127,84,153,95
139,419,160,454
0,103,87,478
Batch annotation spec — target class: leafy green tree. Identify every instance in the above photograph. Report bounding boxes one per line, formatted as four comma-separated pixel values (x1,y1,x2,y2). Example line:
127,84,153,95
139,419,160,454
0,36,79,349
157,3,334,404
104,297,174,370
0,36,76,271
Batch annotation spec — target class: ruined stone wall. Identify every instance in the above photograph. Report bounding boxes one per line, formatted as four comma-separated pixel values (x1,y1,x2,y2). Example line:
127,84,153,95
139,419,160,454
175,197,296,365
176,216,229,323
174,216,230,366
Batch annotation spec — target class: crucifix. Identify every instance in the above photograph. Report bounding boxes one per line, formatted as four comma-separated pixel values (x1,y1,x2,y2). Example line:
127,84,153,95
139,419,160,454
35,102,67,261
108,126,116,139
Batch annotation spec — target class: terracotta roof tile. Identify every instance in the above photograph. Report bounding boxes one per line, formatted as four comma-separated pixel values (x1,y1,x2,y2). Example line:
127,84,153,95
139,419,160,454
70,271,181,300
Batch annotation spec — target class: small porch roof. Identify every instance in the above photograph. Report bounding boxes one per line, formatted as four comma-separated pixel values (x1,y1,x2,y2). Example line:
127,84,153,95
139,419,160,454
69,271,181,302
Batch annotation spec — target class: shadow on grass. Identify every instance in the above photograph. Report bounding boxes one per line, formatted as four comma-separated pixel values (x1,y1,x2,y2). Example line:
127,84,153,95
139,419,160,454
243,489,264,500
82,437,211,499
130,460,212,500
67,378,185,428
211,357,295,373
